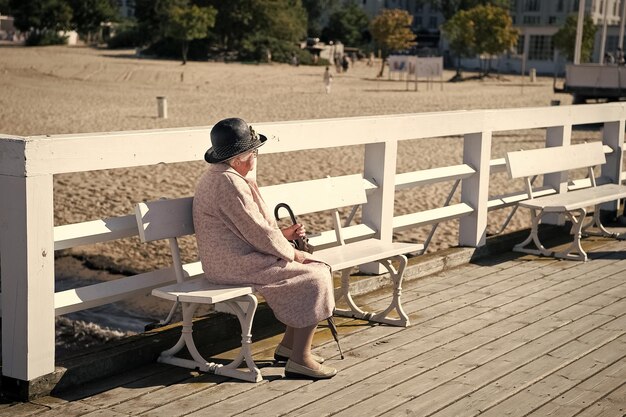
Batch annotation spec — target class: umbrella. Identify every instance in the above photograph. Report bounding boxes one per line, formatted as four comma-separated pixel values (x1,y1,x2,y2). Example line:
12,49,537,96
275,202,344,359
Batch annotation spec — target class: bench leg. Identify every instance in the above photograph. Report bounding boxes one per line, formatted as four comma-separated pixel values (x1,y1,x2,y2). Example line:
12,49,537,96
553,208,588,261
514,208,551,257
333,255,410,327
157,295,262,383
213,295,262,382
581,204,622,239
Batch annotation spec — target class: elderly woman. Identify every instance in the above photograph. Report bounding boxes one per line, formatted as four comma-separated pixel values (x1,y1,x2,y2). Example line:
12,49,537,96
193,117,337,380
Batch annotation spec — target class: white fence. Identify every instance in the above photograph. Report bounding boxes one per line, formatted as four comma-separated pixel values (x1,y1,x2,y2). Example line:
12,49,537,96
0,104,625,388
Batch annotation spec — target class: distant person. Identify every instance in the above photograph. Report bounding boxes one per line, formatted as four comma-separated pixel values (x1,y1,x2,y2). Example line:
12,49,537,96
342,55,350,72
605,52,615,65
323,66,333,94
194,118,337,380
617,47,625,65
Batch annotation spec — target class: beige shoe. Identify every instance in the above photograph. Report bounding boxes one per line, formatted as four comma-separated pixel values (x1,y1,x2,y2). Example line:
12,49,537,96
284,359,337,380
274,344,324,364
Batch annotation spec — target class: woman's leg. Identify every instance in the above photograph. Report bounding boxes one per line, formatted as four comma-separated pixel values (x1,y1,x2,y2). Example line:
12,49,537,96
289,323,319,369
280,326,295,349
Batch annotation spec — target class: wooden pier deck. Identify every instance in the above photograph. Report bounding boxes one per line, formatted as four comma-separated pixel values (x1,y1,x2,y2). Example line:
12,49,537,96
3,236,626,417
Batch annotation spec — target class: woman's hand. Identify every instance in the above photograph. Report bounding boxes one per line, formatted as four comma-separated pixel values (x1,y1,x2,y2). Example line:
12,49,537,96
294,249,308,263
281,223,306,241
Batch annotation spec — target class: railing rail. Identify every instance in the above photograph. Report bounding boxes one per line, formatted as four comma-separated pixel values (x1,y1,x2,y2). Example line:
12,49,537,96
1,103,624,385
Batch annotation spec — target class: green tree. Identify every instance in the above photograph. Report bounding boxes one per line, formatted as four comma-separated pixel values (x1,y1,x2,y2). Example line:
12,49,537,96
321,0,369,46
553,14,597,63
0,0,12,14
468,4,518,75
369,9,416,77
68,0,118,43
441,9,474,78
9,0,73,45
442,4,518,78
302,0,339,38
430,0,511,19
165,3,216,64
206,0,307,62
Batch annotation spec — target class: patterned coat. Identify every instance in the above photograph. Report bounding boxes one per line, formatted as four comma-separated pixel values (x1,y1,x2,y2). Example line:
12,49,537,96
193,163,334,328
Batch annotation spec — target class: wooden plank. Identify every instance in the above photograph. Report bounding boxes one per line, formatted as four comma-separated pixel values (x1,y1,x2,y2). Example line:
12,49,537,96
394,164,475,190
487,187,556,210
392,203,473,231
0,173,56,381
574,382,626,417
54,215,138,250
54,262,203,315
307,261,626,416
228,257,625,416
505,142,606,179
8,104,624,177
339,300,624,417
476,334,626,417
527,356,626,416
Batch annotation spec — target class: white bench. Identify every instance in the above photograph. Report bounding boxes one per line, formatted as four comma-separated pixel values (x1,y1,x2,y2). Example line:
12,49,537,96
261,174,424,327
505,142,626,261
134,174,422,382
135,198,262,382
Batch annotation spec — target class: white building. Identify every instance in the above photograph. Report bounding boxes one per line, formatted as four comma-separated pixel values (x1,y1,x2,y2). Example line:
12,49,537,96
360,0,626,75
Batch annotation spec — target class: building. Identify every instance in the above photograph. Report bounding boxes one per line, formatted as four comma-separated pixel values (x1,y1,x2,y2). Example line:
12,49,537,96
359,0,626,75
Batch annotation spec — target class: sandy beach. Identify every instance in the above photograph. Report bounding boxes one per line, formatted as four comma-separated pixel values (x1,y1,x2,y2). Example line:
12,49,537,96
0,45,603,336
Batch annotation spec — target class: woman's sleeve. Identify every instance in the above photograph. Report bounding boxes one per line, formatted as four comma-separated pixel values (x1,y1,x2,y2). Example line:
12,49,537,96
218,175,295,261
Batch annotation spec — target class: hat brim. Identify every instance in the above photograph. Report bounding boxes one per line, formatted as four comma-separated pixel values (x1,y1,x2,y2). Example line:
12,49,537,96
204,133,267,164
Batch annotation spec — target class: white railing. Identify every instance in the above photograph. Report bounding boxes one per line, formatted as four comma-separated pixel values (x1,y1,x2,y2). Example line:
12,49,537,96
0,103,624,386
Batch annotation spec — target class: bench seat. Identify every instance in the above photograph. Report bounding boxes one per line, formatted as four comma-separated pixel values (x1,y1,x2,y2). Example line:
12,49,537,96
152,278,254,304
518,183,626,213
315,240,424,327
314,240,423,271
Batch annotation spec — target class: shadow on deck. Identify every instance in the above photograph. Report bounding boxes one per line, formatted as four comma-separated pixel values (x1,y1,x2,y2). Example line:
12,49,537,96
2,225,625,416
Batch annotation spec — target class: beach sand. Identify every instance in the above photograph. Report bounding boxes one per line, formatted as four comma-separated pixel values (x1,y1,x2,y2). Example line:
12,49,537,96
0,45,602,336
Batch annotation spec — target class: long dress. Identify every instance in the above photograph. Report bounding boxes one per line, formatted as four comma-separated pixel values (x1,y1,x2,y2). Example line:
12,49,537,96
193,163,335,328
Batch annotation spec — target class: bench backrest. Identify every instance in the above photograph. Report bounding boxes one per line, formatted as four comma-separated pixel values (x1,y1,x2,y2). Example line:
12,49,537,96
505,142,606,179
136,197,194,242
135,174,374,269
260,174,371,219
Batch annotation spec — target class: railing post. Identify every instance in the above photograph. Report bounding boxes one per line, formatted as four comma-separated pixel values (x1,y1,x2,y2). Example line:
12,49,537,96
459,132,492,247
0,138,55,400
600,120,625,218
360,141,397,274
542,125,573,225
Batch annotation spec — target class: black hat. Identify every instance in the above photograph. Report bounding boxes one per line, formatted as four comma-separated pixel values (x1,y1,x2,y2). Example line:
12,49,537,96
204,118,267,163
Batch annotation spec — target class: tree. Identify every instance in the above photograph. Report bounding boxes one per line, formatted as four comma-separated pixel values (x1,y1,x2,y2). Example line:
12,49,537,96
441,9,474,78
553,14,597,63
430,0,511,20
369,9,416,77
442,4,518,78
0,0,12,14
165,3,216,64
206,0,307,62
321,0,369,46
468,4,518,75
302,0,339,38
9,0,73,44
68,0,118,43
